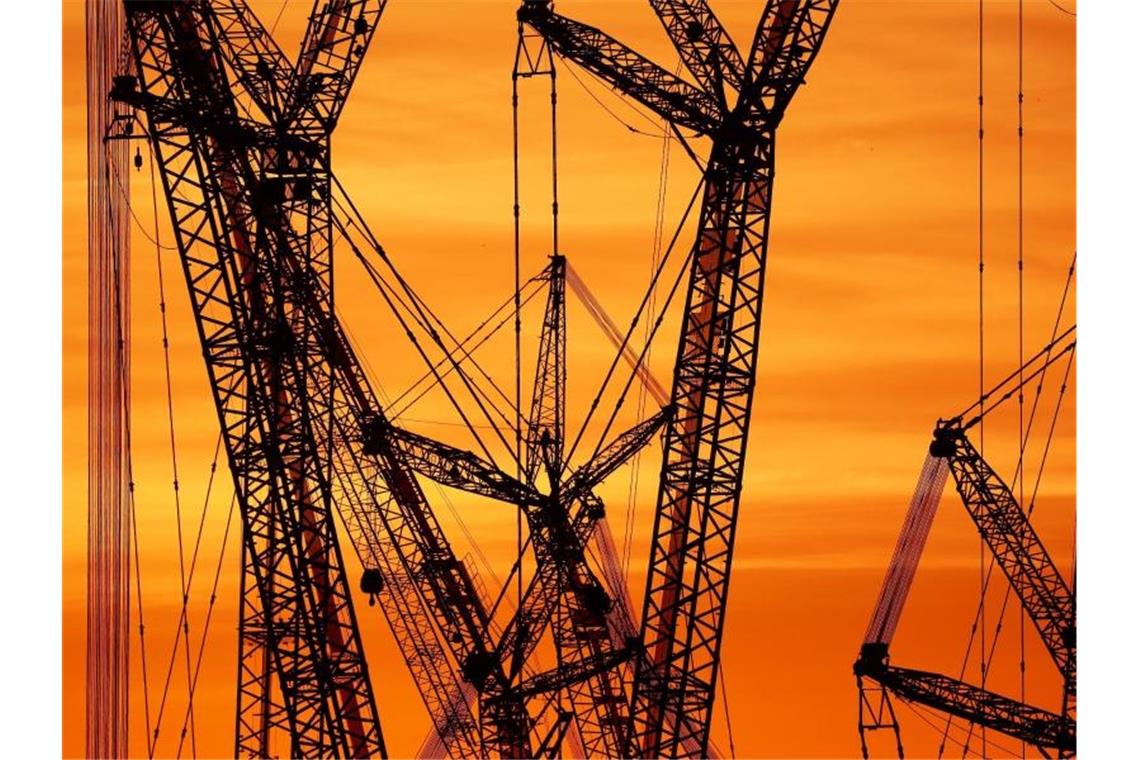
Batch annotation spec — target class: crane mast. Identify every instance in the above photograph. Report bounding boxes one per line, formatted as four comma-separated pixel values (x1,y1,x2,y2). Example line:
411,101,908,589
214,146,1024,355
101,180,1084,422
108,0,842,755
113,1,538,755
116,3,385,754
518,2,839,754
391,261,671,755
512,255,631,756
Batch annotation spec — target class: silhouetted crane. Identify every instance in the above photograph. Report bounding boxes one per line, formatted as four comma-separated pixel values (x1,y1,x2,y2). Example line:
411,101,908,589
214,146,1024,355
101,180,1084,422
518,1,839,755
855,330,1076,758
104,1,839,756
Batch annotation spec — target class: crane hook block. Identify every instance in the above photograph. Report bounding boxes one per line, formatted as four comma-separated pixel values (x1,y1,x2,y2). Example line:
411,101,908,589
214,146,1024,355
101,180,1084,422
109,75,138,104
361,414,391,456
462,649,498,689
360,568,384,595
929,431,957,459
853,642,889,677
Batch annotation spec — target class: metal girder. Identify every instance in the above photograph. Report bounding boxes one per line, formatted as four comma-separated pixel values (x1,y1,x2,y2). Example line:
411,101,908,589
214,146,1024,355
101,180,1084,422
210,0,389,133
501,254,630,757
119,2,540,755
856,657,1074,755
325,413,482,756
330,394,528,757
520,1,839,754
938,425,1076,705
120,4,384,755
630,123,776,759
209,0,294,122
201,5,507,754
516,2,721,136
482,412,668,713
525,255,568,488
562,405,671,506
386,423,543,506
649,0,745,97
744,0,837,120
508,646,638,702
289,0,387,133
853,414,1076,758
516,493,631,757
377,257,668,754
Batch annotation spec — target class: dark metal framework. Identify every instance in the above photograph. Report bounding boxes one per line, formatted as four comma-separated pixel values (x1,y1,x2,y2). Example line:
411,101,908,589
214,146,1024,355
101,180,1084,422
116,0,548,754
392,256,670,756
518,1,839,755
107,1,840,756
854,335,1077,758
115,2,391,755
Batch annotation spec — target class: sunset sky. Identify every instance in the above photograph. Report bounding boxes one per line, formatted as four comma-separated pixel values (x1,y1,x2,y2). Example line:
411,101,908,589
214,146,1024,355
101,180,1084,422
62,1,1075,757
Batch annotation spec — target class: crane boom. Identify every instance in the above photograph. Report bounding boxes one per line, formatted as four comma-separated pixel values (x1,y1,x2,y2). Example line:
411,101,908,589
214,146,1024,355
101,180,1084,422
855,659,1074,755
520,2,840,754
116,2,544,754
649,0,745,96
290,0,387,133
854,391,1076,758
117,1,843,755
119,4,384,754
518,3,720,136
938,425,1076,696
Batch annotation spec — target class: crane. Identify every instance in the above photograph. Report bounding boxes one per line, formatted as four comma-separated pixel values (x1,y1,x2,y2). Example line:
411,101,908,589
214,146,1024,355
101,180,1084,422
854,330,1076,758
111,2,663,755
105,0,840,755
114,2,391,755
111,2,530,755
516,1,840,755
393,254,670,757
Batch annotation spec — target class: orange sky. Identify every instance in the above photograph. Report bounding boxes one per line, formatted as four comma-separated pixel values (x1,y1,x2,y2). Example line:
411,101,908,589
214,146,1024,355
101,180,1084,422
62,1,1076,757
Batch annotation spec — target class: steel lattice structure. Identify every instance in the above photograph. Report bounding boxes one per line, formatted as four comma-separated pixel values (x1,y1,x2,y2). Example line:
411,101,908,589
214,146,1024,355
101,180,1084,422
101,1,840,756
854,334,1077,759
116,3,390,755
517,1,840,755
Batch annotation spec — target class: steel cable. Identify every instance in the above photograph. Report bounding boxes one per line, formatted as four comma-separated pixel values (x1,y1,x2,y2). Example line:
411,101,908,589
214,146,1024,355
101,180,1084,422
561,177,703,469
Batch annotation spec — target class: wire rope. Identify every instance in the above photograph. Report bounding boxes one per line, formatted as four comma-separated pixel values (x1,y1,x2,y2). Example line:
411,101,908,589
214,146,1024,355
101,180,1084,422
338,221,523,435
964,347,1073,756
1047,0,1075,17
940,263,1075,758
904,696,1021,759
100,142,145,756
144,143,199,757
174,493,238,758
624,95,673,579
332,191,524,467
330,180,523,418
560,55,668,139
88,10,132,749
559,51,706,173
268,0,291,35
561,177,703,470
511,28,526,694
1016,3,1027,753
388,272,548,419
335,217,508,467
718,667,736,758
975,3,988,752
